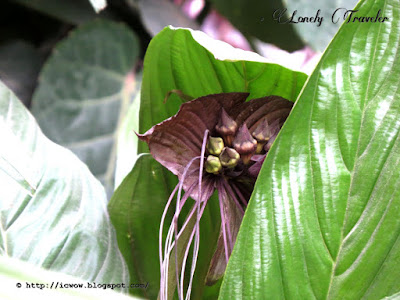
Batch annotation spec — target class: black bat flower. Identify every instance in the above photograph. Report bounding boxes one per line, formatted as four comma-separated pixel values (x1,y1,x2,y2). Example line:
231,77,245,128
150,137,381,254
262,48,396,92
138,92,293,299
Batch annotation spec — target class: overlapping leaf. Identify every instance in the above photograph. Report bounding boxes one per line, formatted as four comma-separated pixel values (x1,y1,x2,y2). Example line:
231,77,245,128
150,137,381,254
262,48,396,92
221,0,400,298
138,27,307,153
0,81,128,286
31,20,139,196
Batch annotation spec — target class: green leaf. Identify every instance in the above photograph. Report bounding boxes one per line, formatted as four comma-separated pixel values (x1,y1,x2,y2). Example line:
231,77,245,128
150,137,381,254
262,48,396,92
208,0,304,51
138,0,199,36
31,20,140,196
220,0,400,298
285,0,358,51
108,154,221,298
109,154,176,298
0,256,140,300
0,81,128,286
138,26,307,153
11,0,103,24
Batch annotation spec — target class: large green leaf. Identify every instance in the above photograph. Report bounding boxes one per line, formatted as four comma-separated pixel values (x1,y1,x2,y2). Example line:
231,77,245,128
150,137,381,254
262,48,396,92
285,0,358,51
138,26,307,153
208,0,304,51
31,20,139,196
0,256,139,300
0,81,128,287
108,154,220,298
221,0,400,298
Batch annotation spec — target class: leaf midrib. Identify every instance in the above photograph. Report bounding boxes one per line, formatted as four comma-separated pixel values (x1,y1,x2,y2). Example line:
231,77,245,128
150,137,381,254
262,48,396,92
325,1,389,297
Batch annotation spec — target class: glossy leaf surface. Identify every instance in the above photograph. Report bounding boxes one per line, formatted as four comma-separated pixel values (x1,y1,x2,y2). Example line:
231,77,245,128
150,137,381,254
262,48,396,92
221,0,400,298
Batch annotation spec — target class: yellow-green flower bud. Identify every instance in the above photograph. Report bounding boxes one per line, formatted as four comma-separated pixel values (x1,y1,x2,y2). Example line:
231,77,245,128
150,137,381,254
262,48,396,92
219,147,240,168
205,155,222,174
206,137,224,155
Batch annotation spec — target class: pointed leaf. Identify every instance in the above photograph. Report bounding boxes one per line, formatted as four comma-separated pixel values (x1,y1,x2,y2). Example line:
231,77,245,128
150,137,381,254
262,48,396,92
221,0,400,298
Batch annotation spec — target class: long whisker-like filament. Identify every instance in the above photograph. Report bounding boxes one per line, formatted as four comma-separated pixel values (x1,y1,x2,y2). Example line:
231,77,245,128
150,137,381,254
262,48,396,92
179,185,211,299
175,130,209,300
179,204,197,298
222,180,245,215
217,181,230,263
185,130,209,299
173,182,196,300
159,184,179,299
232,184,248,207
160,129,210,300
160,156,201,300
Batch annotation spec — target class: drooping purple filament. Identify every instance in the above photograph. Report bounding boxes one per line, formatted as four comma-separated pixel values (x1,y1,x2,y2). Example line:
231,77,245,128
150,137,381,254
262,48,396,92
137,93,293,299
159,130,211,300
159,128,250,300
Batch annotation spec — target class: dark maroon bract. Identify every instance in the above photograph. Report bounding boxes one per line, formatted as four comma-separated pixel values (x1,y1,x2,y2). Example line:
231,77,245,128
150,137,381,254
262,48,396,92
138,92,293,299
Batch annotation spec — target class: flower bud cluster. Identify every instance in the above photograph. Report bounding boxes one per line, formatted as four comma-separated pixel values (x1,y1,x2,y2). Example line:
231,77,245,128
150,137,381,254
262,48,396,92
205,138,240,174
205,109,280,175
